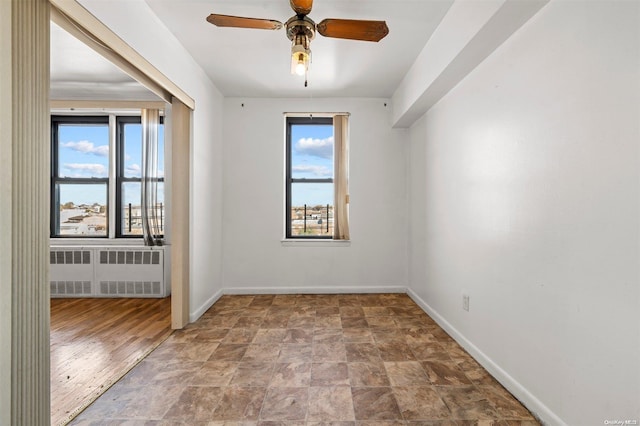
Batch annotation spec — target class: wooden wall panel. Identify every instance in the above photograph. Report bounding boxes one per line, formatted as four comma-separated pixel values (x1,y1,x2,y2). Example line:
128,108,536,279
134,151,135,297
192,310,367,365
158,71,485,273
170,99,191,329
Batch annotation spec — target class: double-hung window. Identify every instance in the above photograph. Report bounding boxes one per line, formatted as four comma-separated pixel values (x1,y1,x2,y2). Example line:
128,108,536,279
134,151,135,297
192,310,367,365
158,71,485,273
116,116,165,237
285,115,350,240
51,116,110,237
51,114,164,238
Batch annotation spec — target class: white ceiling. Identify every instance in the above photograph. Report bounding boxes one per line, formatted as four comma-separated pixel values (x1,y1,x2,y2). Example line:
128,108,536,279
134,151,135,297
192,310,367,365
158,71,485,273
145,0,454,98
50,21,162,101
50,0,455,100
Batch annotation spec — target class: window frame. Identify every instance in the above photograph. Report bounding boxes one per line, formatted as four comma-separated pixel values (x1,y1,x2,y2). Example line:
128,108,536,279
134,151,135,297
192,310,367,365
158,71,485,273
114,116,165,238
50,115,110,238
285,116,334,239
50,114,164,239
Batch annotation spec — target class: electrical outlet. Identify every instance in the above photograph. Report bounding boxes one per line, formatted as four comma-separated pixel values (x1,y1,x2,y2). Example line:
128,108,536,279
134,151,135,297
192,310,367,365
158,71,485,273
463,294,470,311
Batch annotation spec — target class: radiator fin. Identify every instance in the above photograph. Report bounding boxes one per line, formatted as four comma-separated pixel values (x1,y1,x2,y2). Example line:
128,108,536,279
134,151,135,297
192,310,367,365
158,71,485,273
99,281,162,296
98,250,161,265
50,281,92,296
50,250,91,264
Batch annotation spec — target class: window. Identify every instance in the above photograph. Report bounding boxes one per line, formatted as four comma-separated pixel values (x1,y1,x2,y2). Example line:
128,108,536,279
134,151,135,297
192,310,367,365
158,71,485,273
285,115,350,239
51,114,164,238
116,116,165,237
51,116,110,237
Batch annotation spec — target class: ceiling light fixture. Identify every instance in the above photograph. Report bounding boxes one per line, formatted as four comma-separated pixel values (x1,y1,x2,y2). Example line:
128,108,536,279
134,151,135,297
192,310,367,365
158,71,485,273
286,16,315,86
291,34,310,76
293,53,307,76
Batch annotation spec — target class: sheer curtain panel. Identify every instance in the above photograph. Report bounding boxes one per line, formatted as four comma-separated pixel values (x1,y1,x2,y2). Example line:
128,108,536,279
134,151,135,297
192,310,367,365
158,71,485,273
141,108,162,245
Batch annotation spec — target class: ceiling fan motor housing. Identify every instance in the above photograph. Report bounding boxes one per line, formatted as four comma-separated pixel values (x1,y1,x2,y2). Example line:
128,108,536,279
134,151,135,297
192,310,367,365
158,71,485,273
286,15,316,41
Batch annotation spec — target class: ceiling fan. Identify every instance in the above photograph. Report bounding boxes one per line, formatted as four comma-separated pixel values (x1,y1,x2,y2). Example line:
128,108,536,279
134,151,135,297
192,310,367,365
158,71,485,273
206,0,389,85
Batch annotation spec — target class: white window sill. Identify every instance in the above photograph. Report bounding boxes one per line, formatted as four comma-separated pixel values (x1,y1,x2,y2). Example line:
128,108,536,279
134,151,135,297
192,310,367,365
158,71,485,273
50,238,147,247
281,239,351,247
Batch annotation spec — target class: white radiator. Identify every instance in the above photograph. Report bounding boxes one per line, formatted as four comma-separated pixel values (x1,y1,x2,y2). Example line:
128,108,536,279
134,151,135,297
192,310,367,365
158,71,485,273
49,247,168,298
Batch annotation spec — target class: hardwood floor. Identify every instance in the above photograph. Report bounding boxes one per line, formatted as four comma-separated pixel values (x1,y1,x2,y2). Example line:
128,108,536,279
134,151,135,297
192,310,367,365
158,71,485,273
51,297,172,426
71,294,539,425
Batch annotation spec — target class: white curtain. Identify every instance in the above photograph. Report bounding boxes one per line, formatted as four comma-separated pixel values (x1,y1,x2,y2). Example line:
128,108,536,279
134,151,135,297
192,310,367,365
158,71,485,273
333,114,350,240
141,108,162,246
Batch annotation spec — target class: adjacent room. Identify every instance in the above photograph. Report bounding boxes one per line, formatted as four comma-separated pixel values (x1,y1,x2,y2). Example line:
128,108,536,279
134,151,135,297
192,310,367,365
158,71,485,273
1,0,638,426
47,19,177,424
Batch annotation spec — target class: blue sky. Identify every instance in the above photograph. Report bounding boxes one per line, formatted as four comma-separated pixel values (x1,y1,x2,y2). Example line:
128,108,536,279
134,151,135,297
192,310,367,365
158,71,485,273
58,124,109,180
290,123,334,207
58,122,164,206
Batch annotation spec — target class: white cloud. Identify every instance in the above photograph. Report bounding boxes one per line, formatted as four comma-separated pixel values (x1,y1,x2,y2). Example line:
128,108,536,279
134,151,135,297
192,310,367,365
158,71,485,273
123,164,164,178
292,165,333,177
63,163,107,177
126,164,141,176
295,136,333,159
61,140,109,157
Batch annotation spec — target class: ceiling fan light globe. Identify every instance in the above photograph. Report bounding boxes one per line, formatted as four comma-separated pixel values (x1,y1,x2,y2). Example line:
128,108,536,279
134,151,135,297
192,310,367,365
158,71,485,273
295,61,306,76
291,44,310,75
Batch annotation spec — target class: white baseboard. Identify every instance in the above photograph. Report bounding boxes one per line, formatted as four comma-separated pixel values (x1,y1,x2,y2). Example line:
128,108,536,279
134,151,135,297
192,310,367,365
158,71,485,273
189,288,223,323
221,285,408,295
406,288,566,426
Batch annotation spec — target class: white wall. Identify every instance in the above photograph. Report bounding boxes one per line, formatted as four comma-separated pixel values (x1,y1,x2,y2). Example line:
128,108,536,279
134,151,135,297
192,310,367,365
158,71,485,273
407,1,639,425
222,98,408,292
80,0,225,318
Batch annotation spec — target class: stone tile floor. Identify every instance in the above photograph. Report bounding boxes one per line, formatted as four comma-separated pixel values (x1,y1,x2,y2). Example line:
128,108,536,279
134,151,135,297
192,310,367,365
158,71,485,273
71,293,540,425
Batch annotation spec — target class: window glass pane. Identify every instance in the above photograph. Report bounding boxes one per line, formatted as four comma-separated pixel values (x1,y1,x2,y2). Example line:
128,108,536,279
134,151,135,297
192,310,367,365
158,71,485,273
157,181,165,235
58,183,107,236
121,182,142,235
158,123,165,178
123,123,142,178
290,182,333,237
121,181,165,236
291,124,334,179
58,124,109,178
123,122,165,178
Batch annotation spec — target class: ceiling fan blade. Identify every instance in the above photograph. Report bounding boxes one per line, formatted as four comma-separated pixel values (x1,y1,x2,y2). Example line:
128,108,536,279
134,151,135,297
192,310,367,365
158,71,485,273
206,14,283,30
317,19,389,42
289,0,313,16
